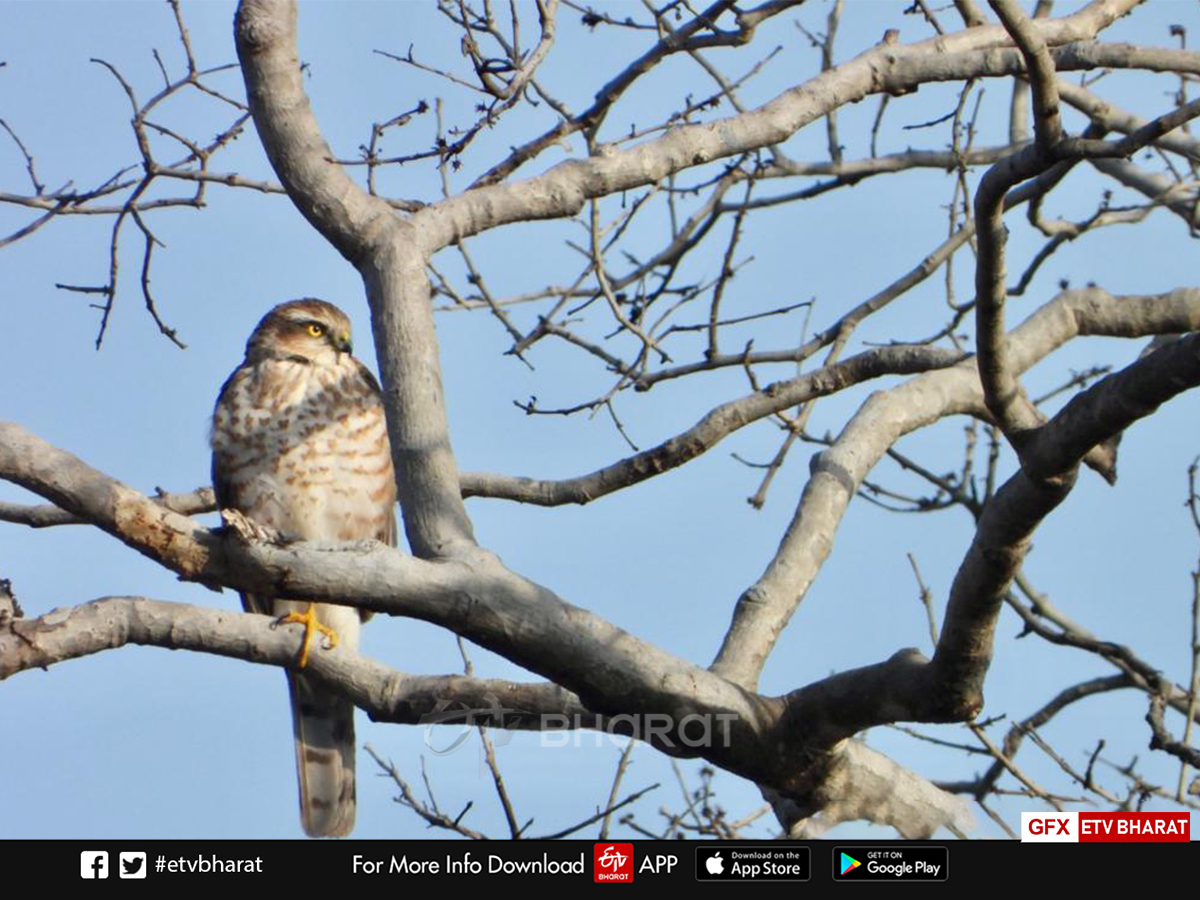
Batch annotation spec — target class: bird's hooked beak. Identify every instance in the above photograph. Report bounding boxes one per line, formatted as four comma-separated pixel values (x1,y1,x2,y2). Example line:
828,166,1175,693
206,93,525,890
333,329,352,355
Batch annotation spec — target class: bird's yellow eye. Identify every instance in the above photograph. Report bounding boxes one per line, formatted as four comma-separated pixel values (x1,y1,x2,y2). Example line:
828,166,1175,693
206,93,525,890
307,323,325,337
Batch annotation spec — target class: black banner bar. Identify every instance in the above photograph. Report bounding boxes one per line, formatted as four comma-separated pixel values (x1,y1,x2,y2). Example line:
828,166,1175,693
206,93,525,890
12,838,1194,889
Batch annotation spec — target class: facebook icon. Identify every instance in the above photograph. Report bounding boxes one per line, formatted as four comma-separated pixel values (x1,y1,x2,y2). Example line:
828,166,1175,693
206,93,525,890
80,851,109,879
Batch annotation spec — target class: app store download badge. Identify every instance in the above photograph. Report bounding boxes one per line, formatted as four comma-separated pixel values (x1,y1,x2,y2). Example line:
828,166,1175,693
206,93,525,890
694,845,810,881
832,846,948,882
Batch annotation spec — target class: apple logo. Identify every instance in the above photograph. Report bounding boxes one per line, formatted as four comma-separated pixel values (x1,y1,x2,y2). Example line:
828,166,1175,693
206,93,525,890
706,852,724,875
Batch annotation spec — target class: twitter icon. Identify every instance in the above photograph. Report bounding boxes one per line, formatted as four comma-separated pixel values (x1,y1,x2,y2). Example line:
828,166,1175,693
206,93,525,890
119,852,147,879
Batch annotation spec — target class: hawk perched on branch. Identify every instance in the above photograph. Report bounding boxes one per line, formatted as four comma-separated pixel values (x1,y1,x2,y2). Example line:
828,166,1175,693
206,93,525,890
211,299,396,837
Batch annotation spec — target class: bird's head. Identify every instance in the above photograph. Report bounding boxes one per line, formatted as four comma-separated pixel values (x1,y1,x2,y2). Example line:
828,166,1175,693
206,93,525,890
245,298,355,366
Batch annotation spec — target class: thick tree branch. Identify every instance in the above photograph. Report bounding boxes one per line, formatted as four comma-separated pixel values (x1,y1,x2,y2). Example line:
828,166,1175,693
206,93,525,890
932,333,1200,716
1058,79,1200,163
771,740,974,839
991,0,1063,154
954,0,989,29
0,420,1034,821
0,487,215,528
772,331,1200,734
974,81,1200,461
234,1,396,261
0,422,794,787
0,596,602,728
235,0,475,558
712,287,1200,690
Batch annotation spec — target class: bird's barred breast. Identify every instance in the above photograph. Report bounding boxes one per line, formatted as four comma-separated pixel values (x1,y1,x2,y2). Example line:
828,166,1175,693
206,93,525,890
212,357,394,543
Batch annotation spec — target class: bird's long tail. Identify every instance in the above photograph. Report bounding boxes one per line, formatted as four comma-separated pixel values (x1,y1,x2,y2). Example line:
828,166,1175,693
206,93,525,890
287,669,357,838
280,600,361,838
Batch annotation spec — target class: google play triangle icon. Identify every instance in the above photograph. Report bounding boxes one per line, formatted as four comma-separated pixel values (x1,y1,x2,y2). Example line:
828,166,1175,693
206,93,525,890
840,853,862,876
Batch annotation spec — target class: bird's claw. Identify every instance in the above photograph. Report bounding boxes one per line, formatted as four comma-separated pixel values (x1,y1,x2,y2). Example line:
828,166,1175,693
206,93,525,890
274,603,339,668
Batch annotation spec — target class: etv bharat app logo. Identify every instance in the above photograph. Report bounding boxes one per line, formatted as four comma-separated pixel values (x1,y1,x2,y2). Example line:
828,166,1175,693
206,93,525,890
594,843,634,883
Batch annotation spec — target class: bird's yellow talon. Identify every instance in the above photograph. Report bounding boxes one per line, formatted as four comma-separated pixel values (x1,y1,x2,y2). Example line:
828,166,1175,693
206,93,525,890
277,603,339,668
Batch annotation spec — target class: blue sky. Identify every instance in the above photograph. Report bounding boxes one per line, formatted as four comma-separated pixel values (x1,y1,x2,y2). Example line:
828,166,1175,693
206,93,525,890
3,1,1199,840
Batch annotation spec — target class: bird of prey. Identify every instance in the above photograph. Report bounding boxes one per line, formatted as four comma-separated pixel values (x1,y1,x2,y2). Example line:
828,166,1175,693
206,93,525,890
211,299,396,837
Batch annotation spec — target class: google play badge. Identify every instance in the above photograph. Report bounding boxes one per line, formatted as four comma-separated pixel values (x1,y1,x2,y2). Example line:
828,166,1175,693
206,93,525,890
840,853,861,876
